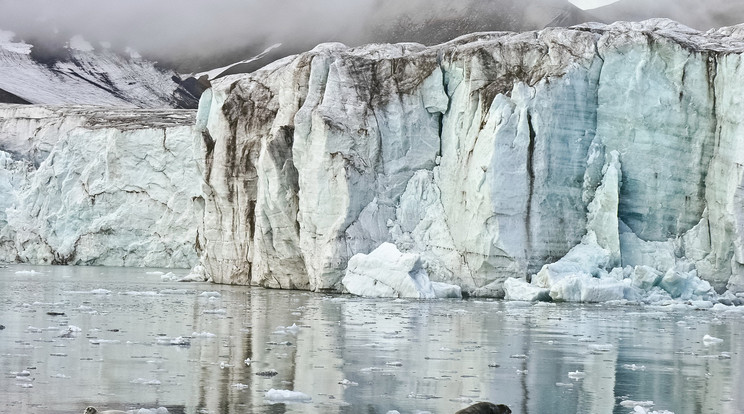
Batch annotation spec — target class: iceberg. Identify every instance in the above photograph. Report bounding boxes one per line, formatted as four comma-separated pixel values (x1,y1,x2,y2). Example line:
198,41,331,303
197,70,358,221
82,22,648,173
342,243,462,299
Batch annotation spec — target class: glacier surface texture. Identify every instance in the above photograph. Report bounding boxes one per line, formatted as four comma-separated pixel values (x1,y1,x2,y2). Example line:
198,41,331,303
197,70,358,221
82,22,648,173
0,105,201,267
195,19,744,297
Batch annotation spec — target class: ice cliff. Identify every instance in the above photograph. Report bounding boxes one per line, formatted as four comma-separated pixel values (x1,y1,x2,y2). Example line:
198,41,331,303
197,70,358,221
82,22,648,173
195,19,744,297
0,105,201,267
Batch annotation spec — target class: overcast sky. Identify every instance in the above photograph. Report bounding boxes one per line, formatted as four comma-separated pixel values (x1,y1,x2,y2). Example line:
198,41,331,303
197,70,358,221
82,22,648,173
1,0,742,71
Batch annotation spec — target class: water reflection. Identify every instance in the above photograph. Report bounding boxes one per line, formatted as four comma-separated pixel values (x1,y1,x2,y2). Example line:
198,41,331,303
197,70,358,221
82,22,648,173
0,265,742,414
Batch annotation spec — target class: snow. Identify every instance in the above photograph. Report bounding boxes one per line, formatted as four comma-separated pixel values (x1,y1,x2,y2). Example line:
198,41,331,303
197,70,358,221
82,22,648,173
0,29,31,54
568,0,620,10
264,389,312,403
0,38,197,107
195,43,282,80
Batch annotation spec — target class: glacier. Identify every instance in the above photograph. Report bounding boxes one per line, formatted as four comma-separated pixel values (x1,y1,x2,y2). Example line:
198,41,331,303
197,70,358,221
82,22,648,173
194,19,744,299
0,105,201,267
3,19,744,301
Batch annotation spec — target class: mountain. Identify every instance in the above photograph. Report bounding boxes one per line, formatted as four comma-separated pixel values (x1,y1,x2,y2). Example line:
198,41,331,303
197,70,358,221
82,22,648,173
0,31,202,108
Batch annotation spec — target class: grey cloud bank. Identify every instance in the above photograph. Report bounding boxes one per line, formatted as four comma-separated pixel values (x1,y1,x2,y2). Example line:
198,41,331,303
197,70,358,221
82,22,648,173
2,0,744,72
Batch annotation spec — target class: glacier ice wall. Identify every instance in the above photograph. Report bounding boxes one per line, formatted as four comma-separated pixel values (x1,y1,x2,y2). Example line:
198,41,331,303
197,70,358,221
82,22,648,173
0,105,202,267
194,19,744,295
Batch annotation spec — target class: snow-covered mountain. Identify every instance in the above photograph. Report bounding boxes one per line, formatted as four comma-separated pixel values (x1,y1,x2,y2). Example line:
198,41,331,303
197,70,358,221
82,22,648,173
0,31,201,108
195,19,744,298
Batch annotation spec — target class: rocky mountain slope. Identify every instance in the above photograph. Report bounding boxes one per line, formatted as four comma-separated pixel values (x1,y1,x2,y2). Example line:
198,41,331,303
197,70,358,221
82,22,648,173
0,31,201,108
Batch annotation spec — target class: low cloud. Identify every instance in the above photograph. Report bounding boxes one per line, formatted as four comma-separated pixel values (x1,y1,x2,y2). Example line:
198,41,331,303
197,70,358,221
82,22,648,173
1,0,742,72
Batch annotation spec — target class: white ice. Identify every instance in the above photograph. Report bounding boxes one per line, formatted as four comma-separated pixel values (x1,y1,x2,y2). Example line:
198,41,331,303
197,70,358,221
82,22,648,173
264,389,312,403
342,243,462,299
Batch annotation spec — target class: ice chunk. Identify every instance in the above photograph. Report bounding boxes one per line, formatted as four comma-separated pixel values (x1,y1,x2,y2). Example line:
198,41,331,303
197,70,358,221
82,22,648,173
178,265,209,282
157,336,190,346
134,409,169,414
342,243,461,299
131,378,161,385
630,266,663,290
15,270,42,275
503,278,550,301
549,273,625,302
620,400,654,408
265,389,312,403
567,370,586,380
431,282,463,298
702,334,723,345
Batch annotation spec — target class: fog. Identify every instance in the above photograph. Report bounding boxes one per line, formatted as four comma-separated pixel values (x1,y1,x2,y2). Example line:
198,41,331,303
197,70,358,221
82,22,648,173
1,0,743,72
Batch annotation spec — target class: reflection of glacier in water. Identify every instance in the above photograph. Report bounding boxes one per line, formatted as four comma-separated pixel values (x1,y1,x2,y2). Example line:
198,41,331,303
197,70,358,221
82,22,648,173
0,265,742,414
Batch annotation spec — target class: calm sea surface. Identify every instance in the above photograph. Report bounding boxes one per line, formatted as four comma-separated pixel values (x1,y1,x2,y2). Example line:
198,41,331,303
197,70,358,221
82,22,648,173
1,265,742,414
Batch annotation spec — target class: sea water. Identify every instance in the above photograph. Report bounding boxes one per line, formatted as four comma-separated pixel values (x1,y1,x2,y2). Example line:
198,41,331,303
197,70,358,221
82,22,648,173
1,265,742,414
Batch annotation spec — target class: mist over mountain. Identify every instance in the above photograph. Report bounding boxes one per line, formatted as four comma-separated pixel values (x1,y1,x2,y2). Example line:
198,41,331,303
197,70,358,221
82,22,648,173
2,0,743,74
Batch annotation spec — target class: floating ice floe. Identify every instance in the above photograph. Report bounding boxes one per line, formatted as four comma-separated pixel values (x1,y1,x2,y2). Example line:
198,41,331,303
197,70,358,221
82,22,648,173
157,336,190,346
231,383,249,390
89,339,120,345
130,378,161,385
702,334,723,345
631,406,675,414
120,291,160,296
342,243,462,299
265,389,312,403
273,324,300,335
15,270,42,275
192,332,216,338
620,400,654,408
132,409,169,414
160,265,209,282
567,370,586,380
504,233,722,306
199,291,221,298
202,309,226,315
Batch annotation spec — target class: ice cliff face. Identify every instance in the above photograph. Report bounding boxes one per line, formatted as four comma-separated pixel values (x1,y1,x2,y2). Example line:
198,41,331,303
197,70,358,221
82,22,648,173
195,19,744,297
0,31,200,108
0,105,201,267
